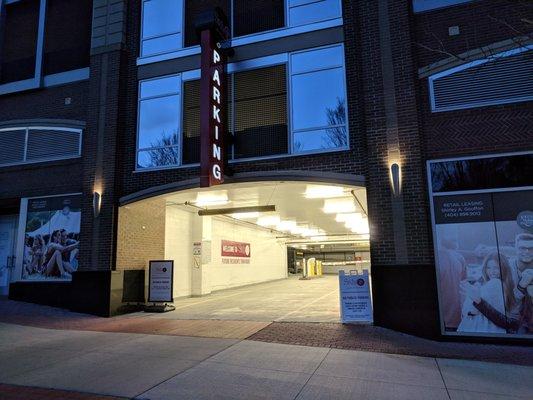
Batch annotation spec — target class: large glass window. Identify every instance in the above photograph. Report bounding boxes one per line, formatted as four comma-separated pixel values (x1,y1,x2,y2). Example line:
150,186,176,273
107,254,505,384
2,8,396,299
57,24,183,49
0,0,92,93
43,0,92,75
137,75,182,169
290,45,348,153
0,0,40,84
140,0,342,59
141,0,183,57
136,44,347,170
233,65,287,159
288,0,341,27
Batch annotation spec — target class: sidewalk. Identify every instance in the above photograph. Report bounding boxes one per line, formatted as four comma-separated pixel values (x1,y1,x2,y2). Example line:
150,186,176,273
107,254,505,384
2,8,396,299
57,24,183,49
1,320,532,400
1,299,532,366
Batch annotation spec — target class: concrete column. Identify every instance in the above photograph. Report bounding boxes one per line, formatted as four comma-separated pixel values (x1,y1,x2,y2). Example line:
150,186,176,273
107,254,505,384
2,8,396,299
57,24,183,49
191,215,212,296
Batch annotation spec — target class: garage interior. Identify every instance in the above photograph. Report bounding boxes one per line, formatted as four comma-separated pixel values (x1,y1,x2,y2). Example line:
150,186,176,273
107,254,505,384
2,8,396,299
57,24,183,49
116,181,371,323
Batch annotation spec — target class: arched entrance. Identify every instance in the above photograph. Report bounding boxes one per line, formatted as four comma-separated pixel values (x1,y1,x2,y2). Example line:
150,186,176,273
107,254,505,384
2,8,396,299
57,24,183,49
116,172,370,323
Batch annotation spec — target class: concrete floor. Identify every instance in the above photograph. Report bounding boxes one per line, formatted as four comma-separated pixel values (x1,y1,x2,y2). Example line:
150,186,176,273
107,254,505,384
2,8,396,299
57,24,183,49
142,275,340,323
1,322,531,400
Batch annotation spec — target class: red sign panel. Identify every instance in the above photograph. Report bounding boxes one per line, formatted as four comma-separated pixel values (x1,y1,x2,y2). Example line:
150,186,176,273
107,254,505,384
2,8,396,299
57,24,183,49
221,240,251,258
199,9,228,187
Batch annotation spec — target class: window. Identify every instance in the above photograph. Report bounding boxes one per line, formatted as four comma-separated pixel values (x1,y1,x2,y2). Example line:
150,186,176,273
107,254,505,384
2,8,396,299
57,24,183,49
0,0,92,94
412,0,473,13
290,45,348,153
429,46,533,112
234,65,287,159
183,0,230,48
136,44,347,170
42,0,92,75
140,0,342,60
137,75,182,169
140,0,183,57
0,0,40,84
288,0,341,27
0,126,82,167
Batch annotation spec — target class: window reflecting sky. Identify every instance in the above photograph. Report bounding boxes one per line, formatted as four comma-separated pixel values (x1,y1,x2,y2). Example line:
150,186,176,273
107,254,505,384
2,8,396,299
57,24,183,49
289,0,341,26
140,75,180,98
143,0,181,37
292,68,345,131
138,95,180,149
291,45,343,74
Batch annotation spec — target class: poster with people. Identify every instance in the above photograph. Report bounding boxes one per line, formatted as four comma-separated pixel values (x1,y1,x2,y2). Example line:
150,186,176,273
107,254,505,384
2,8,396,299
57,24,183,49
22,194,81,281
432,190,533,337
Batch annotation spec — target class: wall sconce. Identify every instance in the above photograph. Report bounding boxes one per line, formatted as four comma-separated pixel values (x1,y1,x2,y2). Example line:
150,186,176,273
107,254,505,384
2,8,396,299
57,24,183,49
390,163,401,196
93,191,101,218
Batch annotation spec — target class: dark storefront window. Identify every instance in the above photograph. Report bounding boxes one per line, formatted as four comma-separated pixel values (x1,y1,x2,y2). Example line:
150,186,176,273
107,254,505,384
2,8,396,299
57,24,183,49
43,0,92,75
430,153,533,193
0,0,40,84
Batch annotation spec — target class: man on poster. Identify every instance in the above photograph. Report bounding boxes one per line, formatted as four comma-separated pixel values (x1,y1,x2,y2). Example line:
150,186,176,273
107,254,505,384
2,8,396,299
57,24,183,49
462,233,533,334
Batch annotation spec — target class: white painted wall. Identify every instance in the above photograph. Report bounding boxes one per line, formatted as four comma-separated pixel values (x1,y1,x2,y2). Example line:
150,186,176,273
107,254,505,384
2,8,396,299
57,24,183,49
165,206,194,298
207,217,287,292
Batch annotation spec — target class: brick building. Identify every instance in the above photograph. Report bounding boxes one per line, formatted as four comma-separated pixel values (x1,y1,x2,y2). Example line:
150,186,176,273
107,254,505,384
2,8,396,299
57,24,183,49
0,0,531,342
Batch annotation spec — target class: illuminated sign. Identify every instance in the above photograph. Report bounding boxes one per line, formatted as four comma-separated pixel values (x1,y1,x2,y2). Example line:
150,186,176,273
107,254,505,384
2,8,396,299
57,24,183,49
221,240,251,258
198,8,229,187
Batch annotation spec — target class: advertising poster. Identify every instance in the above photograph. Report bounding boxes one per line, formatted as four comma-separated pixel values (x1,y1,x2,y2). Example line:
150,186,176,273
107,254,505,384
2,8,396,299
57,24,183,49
148,260,173,303
430,154,533,337
22,194,81,281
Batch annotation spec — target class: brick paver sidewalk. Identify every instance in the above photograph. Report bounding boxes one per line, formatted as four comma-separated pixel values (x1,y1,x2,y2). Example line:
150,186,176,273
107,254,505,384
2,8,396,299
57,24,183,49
249,321,533,366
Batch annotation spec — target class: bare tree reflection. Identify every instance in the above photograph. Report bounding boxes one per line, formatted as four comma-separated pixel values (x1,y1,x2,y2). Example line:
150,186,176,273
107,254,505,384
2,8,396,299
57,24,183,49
146,132,180,166
324,97,347,148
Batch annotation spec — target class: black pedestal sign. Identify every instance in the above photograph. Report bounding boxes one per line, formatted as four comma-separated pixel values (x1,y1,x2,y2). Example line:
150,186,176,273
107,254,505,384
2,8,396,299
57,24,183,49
196,8,229,187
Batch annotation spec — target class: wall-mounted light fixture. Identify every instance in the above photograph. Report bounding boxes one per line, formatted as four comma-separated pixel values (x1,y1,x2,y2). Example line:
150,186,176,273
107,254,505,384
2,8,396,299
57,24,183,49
93,191,102,218
390,163,401,196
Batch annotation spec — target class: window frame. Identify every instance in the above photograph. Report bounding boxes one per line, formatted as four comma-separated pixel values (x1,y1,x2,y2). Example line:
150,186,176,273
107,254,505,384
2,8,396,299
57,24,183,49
0,125,83,167
135,44,349,172
136,73,183,170
0,0,90,95
138,0,343,66
288,43,349,155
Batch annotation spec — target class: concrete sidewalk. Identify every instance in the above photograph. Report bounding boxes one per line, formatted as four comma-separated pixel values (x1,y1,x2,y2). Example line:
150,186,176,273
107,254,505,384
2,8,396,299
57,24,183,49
1,322,532,400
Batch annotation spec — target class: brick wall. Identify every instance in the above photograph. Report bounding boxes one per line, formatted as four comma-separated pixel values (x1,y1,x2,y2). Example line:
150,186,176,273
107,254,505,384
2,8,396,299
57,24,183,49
116,198,166,270
414,0,533,160
414,0,531,68
0,81,89,200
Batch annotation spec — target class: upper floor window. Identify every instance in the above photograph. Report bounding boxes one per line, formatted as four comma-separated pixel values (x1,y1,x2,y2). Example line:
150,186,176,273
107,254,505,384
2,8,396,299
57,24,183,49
140,0,342,59
0,0,92,95
0,125,82,167
412,0,473,13
136,44,348,170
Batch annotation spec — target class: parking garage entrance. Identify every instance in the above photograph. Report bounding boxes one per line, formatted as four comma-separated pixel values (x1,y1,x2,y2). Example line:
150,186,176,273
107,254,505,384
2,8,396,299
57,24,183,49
116,180,371,323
